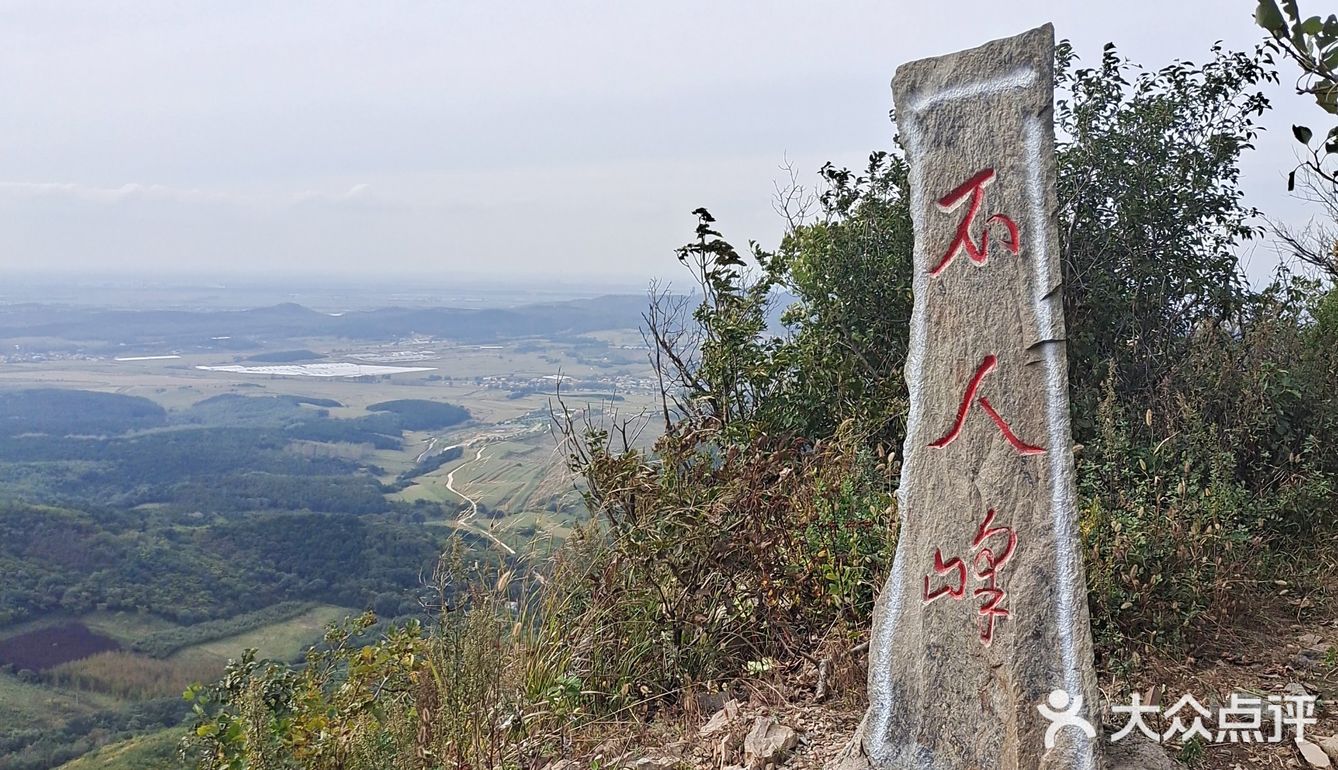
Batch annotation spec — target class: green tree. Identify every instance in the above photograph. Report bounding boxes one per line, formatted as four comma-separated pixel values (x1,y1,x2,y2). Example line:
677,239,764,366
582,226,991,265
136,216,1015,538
1256,1,1338,185
1056,41,1271,419
1254,0,1338,280
763,154,916,448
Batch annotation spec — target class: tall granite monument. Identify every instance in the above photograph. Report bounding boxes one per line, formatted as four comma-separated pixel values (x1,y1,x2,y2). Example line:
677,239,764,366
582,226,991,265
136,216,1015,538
841,24,1104,770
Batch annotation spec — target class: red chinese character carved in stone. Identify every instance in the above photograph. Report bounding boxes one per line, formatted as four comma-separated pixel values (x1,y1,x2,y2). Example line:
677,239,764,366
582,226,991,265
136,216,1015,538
971,508,1016,645
929,355,1044,455
928,168,1020,276
920,508,1018,646
922,549,967,603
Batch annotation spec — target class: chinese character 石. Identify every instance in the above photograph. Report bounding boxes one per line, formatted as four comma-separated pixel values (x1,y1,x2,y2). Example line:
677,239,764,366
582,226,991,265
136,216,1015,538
921,508,1017,646
929,355,1044,455
928,168,1020,276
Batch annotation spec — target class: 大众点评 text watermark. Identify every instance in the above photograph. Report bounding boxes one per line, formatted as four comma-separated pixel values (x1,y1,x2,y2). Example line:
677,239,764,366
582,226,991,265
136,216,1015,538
1038,689,1317,749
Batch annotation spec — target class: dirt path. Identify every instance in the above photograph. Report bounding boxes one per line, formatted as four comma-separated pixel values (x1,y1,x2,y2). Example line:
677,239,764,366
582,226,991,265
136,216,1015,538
437,444,515,556
435,517,516,556
445,444,488,521
415,436,439,463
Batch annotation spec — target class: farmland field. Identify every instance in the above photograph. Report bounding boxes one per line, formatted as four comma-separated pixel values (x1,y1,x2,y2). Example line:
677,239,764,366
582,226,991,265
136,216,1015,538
170,604,350,665
0,673,122,734
0,623,121,671
81,611,185,645
54,728,186,770
47,651,220,700
0,602,355,769
0,292,663,767
43,604,351,701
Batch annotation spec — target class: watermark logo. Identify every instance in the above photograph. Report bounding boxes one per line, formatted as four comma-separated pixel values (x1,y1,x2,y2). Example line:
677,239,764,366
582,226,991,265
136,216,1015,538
1038,689,1318,746
1037,690,1096,749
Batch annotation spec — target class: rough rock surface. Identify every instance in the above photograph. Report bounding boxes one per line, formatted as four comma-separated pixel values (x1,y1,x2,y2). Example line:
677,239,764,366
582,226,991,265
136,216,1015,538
1321,734,1338,762
701,700,741,738
1106,740,1180,770
744,717,799,769
846,23,1104,770
628,757,679,770
1300,737,1334,768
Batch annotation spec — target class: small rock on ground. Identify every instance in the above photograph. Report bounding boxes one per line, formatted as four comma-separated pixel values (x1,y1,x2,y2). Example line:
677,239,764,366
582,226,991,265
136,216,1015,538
744,716,798,769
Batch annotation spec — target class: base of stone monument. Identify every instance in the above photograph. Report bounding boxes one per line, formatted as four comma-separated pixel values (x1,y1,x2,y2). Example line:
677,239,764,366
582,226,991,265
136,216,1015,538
823,716,871,770
823,742,871,770
823,725,1180,770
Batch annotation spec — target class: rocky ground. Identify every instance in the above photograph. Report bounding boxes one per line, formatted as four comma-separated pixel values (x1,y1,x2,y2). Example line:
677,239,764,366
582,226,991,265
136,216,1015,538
1095,616,1338,769
537,612,1338,770
543,696,861,770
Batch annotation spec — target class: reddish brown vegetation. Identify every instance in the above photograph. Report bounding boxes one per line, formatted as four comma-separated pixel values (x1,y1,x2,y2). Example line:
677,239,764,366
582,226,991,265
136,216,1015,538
0,622,120,671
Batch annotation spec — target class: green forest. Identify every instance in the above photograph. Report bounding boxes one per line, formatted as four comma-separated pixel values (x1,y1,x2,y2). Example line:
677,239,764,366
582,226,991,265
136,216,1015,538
0,389,481,769
0,389,479,626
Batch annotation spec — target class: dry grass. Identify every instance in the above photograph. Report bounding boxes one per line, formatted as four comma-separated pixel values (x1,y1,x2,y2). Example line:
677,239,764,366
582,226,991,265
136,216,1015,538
1097,567,1338,769
47,651,220,700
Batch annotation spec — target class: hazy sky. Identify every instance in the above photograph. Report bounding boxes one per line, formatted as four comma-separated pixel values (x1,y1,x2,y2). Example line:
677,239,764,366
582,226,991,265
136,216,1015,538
0,1,1322,284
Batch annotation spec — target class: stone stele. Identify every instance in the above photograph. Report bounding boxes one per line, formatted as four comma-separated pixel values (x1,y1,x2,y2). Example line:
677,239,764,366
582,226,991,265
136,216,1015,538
834,24,1105,770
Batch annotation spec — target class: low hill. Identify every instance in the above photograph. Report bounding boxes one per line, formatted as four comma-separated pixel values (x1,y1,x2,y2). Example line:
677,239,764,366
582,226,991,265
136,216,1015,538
366,399,470,431
55,728,186,770
0,389,166,437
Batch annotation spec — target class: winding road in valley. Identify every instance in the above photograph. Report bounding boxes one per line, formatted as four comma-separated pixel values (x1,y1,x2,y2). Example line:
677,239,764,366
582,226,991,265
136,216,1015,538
446,444,489,521
425,436,515,556
415,436,439,463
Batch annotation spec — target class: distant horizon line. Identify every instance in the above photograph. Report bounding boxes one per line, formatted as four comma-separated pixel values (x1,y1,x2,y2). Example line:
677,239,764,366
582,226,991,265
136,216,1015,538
4,267,671,290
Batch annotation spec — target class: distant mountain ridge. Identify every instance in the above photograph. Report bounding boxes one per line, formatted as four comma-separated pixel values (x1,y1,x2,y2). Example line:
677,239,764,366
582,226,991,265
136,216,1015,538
0,294,655,350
